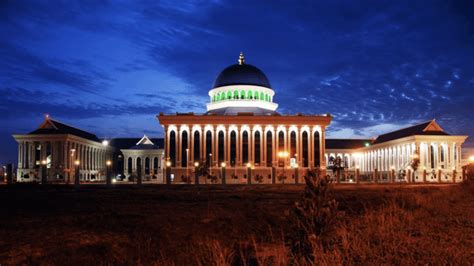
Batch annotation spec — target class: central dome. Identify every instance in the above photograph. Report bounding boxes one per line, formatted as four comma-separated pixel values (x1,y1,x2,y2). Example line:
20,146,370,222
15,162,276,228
212,54,271,89
207,52,278,115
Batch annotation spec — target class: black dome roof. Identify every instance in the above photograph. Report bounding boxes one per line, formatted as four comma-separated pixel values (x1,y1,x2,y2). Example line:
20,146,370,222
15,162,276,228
213,63,272,89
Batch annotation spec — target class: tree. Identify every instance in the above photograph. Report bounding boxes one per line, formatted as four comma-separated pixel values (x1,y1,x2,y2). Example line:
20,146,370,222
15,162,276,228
330,156,344,183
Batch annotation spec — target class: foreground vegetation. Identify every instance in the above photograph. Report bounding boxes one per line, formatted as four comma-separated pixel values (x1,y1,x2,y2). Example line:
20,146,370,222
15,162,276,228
0,181,473,265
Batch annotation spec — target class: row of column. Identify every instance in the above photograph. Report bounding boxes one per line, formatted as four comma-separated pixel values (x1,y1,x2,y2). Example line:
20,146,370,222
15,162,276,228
17,140,109,179
164,125,326,169
124,156,162,176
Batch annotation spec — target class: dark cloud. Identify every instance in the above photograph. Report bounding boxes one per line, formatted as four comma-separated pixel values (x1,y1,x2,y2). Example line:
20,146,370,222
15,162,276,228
0,0,473,164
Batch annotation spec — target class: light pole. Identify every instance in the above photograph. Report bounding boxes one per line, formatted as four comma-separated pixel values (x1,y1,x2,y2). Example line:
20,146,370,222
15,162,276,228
165,161,171,184
186,148,189,181
277,151,289,184
106,160,112,186
194,162,199,185
209,153,213,177
41,159,47,184
294,163,299,184
247,163,252,185
221,162,226,184
74,160,80,188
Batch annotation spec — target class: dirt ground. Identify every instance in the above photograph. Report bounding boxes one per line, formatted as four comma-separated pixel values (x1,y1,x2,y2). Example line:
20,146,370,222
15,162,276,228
0,183,473,265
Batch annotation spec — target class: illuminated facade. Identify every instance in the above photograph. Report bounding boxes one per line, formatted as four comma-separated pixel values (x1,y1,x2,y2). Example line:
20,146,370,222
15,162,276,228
12,53,468,184
158,53,468,184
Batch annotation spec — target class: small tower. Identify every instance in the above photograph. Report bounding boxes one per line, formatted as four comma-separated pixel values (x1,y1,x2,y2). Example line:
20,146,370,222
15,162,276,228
238,52,245,65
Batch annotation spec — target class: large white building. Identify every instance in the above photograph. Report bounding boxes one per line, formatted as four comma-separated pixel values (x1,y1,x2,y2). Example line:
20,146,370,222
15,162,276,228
12,53,469,184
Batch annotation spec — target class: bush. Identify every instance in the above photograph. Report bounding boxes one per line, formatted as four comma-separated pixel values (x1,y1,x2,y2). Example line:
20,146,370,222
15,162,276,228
288,169,344,263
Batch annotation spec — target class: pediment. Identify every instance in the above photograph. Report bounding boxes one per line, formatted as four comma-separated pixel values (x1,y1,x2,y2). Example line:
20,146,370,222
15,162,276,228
136,135,154,145
423,120,444,132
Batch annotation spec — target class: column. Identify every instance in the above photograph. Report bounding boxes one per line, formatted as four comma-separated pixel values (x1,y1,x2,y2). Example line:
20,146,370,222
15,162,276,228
177,129,182,167
320,128,326,170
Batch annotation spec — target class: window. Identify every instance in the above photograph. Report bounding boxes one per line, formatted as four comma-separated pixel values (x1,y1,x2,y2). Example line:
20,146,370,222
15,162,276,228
290,131,297,159
181,131,188,167
313,131,320,167
194,131,200,161
266,131,272,167
128,157,132,174
218,131,224,163
255,131,261,164
230,131,237,166
242,131,249,163
145,157,150,175
206,131,212,166
302,131,308,167
169,131,176,167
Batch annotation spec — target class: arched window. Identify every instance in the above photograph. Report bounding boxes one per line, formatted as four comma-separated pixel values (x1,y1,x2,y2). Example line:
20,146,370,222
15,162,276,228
169,131,176,167
290,131,297,159
242,131,249,163
430,144,435,169
136,157,142,176
227,91,232,99
313,131,320,167
230,131,237,166
193,131,200,162
302,131,308,167
440,145,445,163
266,131,272,167
153,157,158,174
218,131,225,163
234,90,239,99
181,131,188,167
255,91,259,100
145,157,150,175
255,131,261,164
260,92,264,101
278,131,285,166
247,90,252,99
240,90,245,99
220,92,225,101
128,157,132,174
206,131,212,166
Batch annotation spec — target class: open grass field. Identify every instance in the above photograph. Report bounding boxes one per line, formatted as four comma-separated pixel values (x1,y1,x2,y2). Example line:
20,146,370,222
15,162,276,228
1,182,473,265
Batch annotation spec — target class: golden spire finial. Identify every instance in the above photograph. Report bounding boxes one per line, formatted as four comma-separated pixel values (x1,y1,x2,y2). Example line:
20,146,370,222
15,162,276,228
238,52,245,65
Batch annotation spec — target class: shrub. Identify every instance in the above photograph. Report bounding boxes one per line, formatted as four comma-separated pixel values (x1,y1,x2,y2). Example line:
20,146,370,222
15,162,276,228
288,169,344,263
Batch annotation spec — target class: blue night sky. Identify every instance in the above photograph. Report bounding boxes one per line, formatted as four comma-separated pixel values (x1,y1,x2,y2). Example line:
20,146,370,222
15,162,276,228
1,0,474,164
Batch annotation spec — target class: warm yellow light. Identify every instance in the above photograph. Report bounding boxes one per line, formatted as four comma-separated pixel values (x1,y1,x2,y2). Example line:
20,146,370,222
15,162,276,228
74,160,80,166
391,166,395,170
221,162,226,167
355,165,360,169
294,163,299,168
194,162,199,167
469,156,474,162
102,140,109,146
246,163,252,168
277,151,289,158
106,160,111,166
41,160,47,165
166,161,172,167
353,152,362,158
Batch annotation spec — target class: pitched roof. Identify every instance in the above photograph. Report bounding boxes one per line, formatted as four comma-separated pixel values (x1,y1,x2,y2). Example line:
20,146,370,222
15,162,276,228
326,139,372,149
29,117,100,142
109,137,164,150
373,120,449,144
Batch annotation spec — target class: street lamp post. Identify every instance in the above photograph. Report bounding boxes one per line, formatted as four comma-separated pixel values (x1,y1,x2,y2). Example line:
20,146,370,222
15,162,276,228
165,161,171,185
186,148,189,182
194,162,199,185
247,163,252,185
277,151,289,184
209,153,213,177
41,159,47,185
221,162,226,184
74,160,80,188
106,160,112,186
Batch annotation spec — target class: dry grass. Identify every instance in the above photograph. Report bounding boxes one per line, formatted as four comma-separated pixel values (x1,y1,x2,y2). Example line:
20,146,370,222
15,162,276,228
0,182,473,265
